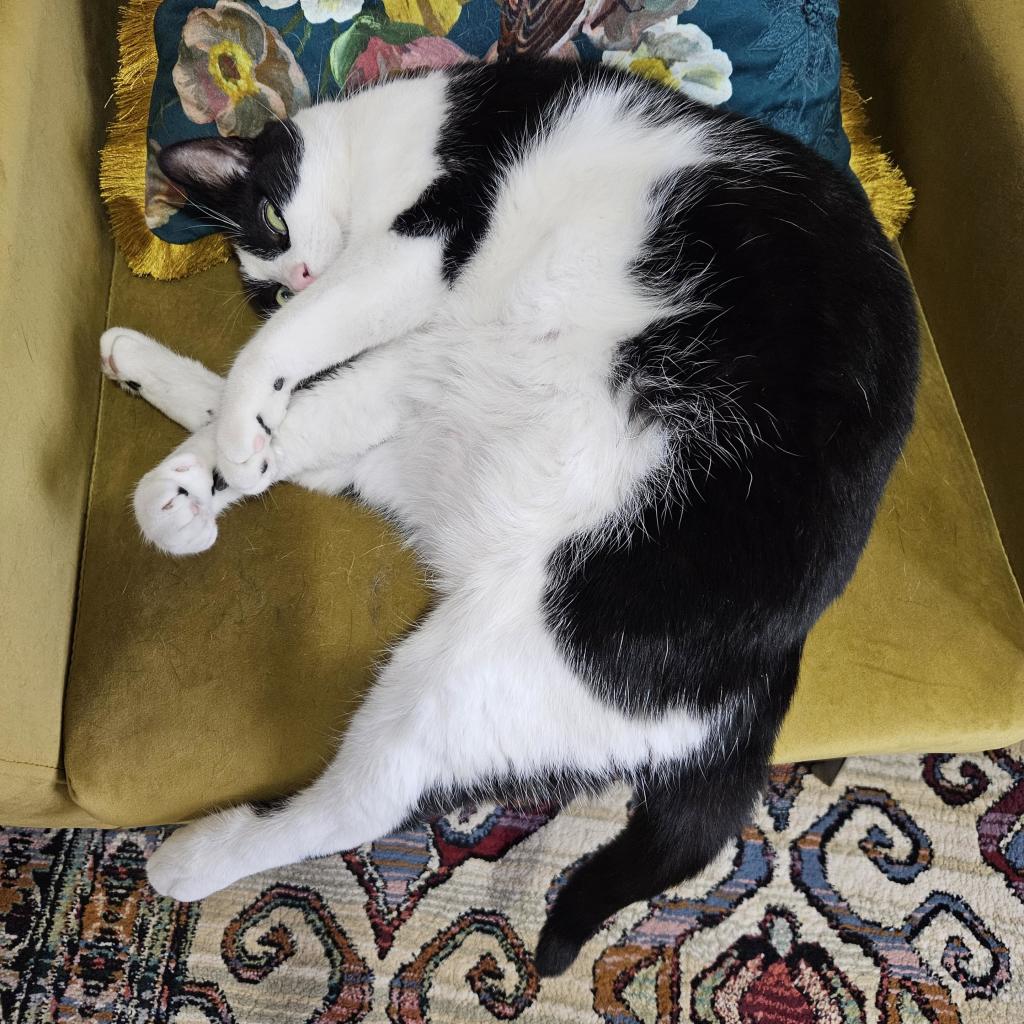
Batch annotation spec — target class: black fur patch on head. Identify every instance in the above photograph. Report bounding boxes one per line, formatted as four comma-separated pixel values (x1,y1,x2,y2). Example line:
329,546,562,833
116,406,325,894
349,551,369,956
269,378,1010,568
241,274,285,318
158,121,303,263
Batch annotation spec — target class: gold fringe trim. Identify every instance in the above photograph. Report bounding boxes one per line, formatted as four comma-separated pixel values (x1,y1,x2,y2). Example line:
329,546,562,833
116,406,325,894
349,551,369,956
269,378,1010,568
100,0,230,280
101,11,911,279
841,65,914,240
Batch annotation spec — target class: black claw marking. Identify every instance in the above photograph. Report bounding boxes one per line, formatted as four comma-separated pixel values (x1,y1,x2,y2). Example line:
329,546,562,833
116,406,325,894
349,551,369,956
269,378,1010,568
125,380,142,392
261,460,269,475
256,414,272,436
211,468,228,494
273,377,285,391
176,486,189,497
206,408,215,418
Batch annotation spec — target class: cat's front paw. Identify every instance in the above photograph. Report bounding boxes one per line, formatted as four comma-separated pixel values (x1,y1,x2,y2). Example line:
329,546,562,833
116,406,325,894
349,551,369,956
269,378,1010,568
100,328,211,418
147,810,252,902
215,382,289,494
134,452,218,555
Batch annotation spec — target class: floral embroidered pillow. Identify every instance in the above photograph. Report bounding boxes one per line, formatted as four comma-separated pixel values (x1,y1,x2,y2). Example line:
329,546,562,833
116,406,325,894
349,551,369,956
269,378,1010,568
109,0,848,273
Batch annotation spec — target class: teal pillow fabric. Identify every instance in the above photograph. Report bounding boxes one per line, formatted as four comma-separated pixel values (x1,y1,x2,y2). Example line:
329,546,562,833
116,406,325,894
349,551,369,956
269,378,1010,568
144,0,848,244
679,0,845,166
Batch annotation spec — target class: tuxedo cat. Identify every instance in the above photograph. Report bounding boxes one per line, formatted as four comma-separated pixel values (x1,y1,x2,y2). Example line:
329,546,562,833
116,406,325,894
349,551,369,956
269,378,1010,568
101,58,917,975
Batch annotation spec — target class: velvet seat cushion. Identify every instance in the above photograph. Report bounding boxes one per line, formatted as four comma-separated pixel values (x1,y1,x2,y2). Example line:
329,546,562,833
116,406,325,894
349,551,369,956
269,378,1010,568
65,254,1024,826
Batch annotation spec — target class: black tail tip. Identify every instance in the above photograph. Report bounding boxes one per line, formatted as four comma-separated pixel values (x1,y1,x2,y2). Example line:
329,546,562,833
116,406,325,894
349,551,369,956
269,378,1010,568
535,924,584,977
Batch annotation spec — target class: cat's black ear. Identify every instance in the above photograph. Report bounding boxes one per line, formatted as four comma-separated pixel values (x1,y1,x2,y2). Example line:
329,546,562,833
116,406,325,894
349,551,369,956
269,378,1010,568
158,137,254,197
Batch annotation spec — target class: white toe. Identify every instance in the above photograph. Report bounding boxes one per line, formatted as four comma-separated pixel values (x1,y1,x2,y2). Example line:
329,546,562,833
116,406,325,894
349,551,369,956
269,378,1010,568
218,447,275,495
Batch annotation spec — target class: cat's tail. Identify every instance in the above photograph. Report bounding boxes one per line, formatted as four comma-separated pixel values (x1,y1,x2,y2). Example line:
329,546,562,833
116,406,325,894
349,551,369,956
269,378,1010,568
534,642,800,977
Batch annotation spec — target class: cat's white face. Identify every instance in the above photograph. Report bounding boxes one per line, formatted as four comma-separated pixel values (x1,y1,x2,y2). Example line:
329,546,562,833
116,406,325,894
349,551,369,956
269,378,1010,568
234,106,353,310
158,108,352,316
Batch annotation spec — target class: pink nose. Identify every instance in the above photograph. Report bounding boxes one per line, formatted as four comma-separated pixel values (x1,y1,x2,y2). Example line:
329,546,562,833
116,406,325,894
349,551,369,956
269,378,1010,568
287,263,315,292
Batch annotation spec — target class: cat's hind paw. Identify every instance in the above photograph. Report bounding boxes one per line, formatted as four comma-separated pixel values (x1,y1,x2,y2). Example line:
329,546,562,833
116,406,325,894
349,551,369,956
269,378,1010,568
101,328,166,397
147,810,253,902
134,452,218,556
101,327,219,432
145,803,298,902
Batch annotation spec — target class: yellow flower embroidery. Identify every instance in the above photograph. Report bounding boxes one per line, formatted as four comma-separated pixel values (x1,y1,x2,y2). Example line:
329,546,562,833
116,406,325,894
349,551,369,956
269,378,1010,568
627,56,678,90
207,40,260,101
383,0,466,37
602,20,732,106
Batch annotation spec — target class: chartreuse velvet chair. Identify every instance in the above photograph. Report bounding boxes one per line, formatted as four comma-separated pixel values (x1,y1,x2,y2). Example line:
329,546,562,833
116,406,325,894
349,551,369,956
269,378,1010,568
1,0,1022,828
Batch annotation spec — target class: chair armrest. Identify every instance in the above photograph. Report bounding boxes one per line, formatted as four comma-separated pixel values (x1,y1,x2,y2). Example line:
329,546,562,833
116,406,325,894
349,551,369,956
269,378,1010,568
840,0,1024,583
0,2,119,810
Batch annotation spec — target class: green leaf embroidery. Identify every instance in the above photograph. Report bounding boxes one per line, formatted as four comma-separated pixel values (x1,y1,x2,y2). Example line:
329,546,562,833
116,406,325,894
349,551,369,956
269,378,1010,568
329,20,374,88
328,7,433,88
281,9,305,39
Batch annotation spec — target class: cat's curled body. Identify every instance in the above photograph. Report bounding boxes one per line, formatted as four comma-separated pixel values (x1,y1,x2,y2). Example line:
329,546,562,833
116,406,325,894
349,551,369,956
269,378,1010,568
102,59,918,975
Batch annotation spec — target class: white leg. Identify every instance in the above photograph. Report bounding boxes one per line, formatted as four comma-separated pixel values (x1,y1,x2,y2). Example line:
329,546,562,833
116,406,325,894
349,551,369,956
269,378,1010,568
145,596,710,900
100,328,222,432
214,235,444,492
147,602,494,900
133,342,411,554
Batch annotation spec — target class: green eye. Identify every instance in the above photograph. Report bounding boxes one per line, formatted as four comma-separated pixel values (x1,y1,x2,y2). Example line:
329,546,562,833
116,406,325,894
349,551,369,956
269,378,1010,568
263,200,288,235
275,286,293,306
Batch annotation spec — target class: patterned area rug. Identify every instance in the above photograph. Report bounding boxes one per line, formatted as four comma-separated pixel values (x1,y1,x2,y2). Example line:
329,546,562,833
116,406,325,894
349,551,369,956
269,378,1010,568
3,745,1024,1023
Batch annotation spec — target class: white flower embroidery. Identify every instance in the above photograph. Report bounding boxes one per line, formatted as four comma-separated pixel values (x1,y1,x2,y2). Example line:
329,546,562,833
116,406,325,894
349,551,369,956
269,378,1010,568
602,19,733,106
258,0,364,22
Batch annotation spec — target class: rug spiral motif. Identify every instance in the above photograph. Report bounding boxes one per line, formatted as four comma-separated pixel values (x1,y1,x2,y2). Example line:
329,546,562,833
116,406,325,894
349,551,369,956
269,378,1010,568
3,748,1024,1022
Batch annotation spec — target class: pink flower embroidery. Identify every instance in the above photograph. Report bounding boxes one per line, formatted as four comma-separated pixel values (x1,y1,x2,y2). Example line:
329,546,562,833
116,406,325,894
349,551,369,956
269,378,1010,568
345,35,472,90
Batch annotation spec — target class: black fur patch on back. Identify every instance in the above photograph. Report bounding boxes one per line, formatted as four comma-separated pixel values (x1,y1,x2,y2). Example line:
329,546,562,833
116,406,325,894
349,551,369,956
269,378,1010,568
393,61,616,282
543,118,919,722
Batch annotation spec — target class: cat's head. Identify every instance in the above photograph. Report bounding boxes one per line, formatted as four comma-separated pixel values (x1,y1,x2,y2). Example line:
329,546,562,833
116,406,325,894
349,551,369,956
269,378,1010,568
159,110,346,317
